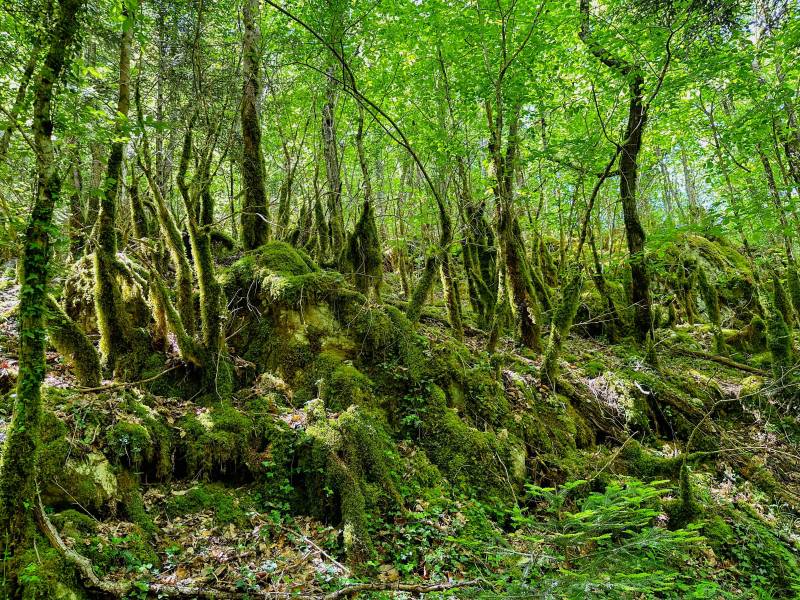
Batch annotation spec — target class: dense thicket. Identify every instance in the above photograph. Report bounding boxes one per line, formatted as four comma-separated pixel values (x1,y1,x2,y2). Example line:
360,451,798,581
1,0,800,597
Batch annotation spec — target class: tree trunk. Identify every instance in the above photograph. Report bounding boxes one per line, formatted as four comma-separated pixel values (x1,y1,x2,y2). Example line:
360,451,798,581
322,64,345,260
620,73,653,341
0,0,82,565
94,8,133,376
240,0,270,249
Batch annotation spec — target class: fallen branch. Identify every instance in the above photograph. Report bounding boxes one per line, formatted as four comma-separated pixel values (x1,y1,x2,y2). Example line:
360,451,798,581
671,348,767,376
74,365,181,393
323,580,480,600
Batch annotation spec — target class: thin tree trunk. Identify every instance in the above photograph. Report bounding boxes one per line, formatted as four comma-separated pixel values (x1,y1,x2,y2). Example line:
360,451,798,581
240,0,270,249
94,8,134,376
0,50,38,159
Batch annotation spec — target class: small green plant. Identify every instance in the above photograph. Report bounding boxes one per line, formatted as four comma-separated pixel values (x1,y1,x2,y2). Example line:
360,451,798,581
508,479,707,597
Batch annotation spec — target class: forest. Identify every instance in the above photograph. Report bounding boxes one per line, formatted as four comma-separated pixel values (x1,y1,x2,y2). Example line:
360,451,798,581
1,0,800,597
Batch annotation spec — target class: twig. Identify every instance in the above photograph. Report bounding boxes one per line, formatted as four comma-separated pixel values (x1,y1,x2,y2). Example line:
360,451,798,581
278,523,351,575
324,579,480,600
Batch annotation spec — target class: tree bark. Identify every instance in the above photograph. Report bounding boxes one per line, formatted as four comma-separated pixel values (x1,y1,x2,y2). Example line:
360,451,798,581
0,0,82,564
240,0,270,249
94,7,134,376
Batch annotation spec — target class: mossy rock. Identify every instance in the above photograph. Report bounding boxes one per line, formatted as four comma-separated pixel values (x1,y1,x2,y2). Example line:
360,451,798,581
420,384,526,501
15,544,87,600
300,404,401,565
618,441,691,479
106,420,153,468
41,443,119,516
179,403,255,479
165,483,254,525
323,363,374,412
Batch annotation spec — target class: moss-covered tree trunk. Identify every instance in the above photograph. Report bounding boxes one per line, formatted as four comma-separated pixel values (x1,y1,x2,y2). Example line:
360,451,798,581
346,105,383,299
45,295,100,387
322,58,345,262
580,0,654,342
0,0,82,566
135,82,197,336
697,266,726,356
94,8,133,376
177,120,233,398
541,268,583,385
240,0,270,250
68,148,86,258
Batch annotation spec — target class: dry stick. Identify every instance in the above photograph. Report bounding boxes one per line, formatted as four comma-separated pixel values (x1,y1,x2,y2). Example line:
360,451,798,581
324,580,480,600
671,348,767,376
74,365,181,393
278,523,351,575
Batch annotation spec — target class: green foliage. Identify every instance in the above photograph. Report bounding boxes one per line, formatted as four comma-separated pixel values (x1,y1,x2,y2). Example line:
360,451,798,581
508,479,707,597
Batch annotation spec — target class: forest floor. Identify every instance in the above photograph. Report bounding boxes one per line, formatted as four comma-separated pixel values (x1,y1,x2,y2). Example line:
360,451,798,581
2,264,800,598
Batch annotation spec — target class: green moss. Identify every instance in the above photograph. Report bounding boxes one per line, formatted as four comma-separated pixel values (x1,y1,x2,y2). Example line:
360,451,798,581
118,469,155,535
302,405,402,565
106,420,152,468
16,543,86,600
541,268,583,384
129,400,173,479
165,483,253,525
583,359,605,378
253,240,318,276
180,403,255,478
418,384,525,501
787,266,800,326
324,364,374,411
619,441,685,478
49,509,98,537
773,273,794,330
45,295,100,387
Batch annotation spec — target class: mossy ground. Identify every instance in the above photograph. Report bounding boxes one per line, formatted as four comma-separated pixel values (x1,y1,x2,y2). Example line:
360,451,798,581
2,248,800,598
